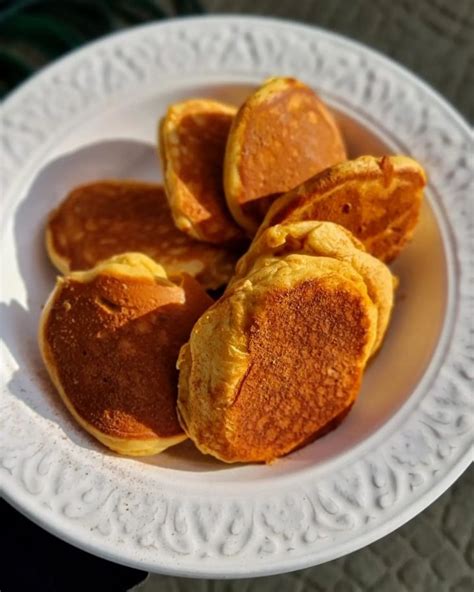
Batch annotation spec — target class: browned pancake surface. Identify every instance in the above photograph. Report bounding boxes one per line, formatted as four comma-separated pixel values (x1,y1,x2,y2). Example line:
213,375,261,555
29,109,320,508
221,280,370,460
260,155,426,262
238,86,341,201
224,77,347,232
177,255,377,463
160,100,243,243
43,271,212,440
47,180,238,289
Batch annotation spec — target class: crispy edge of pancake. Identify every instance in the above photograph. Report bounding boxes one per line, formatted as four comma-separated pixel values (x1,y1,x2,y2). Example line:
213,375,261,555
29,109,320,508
45,179,175,275
231,221,395,353
45,179,239,289
38,253,188,456
159,99,241,244
45,224,71,274
223,77,346,235
258,155,427,261
177,254,377,463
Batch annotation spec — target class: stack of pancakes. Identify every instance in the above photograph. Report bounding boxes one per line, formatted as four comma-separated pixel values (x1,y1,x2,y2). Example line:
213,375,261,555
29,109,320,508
40,76,426,462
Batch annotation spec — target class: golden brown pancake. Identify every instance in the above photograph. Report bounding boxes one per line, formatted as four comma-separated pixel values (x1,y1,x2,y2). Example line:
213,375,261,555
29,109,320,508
259,155,426,262
224,77,347,234
46,180,238,290
159,99,243,244
232,221,395,353
39,253,213,456
177,254,378,463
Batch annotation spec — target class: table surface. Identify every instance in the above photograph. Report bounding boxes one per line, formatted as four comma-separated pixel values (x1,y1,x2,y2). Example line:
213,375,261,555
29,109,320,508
1,1,473,591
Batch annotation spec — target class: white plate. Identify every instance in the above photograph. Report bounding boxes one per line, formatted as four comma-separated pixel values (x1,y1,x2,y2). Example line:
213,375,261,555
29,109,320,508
0,16,472,578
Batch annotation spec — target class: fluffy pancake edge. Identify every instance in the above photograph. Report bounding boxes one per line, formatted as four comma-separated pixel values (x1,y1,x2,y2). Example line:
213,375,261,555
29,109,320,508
177,254,378,463
224,77,347,235
159,99,242,244
38,253,192,456
232,221,395,353
258,155,426,262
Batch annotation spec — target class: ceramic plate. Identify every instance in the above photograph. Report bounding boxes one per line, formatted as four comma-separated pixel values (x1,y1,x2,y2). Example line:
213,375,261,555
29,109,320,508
1,16,472,578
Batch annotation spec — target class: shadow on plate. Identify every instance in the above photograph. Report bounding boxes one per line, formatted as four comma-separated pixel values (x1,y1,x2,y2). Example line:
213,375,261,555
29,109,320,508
2,114,448,478
1,140,238,471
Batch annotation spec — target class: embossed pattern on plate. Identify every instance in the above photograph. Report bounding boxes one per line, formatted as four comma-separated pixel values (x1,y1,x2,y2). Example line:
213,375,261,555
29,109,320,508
0,16,472,578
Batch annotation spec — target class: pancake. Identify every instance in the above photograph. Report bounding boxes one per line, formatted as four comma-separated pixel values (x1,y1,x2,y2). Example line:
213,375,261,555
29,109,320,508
159,99,243,244
46,180,238,290
223,77,347,234
232,221,395,353
177,254,378,463
39,253,213,456
259,155,426,262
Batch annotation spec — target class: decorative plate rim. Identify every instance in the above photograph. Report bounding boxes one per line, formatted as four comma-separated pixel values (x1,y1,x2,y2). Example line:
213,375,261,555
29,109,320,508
1,15,472,578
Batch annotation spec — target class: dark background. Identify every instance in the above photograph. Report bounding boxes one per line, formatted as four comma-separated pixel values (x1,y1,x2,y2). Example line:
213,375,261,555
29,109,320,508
1,1,473,591
1,0,473,121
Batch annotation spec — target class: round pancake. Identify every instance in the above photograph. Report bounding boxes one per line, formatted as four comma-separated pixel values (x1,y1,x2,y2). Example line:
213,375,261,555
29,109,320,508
46,180,238,290
177,255,377,463
259,155,426,263
224,77,347,234
39,253,213,456
159,99,244,244
232,221,395,353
